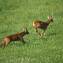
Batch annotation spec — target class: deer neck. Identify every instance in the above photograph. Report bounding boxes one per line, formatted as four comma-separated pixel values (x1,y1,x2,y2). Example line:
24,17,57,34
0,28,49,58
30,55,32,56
20,32,26,37
46,19,51,24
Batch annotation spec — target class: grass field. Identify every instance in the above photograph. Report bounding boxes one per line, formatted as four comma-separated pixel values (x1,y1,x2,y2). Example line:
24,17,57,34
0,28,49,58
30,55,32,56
0,0,63,63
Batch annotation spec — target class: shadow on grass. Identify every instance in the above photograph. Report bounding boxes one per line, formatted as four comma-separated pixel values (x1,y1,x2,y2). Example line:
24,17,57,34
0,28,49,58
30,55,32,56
47,32,57,36
38,32,57,41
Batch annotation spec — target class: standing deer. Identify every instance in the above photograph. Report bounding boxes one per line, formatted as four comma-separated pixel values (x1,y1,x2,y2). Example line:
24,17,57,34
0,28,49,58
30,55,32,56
33,16,53,37
0,28,29,48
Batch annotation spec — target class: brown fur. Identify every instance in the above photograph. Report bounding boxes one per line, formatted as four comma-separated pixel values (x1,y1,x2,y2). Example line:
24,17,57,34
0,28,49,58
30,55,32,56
33,16,53,36
0,28,29,47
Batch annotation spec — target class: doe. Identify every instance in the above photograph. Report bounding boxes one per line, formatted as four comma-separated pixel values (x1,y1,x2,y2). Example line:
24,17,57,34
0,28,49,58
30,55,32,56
33,16,53,37
0,28,29,47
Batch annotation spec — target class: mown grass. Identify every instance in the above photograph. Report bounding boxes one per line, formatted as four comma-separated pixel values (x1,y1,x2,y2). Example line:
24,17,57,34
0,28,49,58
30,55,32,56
0,0,63,63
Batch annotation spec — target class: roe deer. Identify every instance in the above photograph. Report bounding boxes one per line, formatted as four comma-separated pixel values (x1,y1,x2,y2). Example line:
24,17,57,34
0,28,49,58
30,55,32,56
33,16,53,37
0,28,29,48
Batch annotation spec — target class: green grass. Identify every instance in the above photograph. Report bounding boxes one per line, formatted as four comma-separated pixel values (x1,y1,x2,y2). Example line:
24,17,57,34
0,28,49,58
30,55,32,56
0,0,63,63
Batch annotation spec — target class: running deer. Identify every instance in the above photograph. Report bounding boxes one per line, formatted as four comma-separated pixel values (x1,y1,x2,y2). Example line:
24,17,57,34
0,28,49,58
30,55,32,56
0,28,29,48
33,16,53,37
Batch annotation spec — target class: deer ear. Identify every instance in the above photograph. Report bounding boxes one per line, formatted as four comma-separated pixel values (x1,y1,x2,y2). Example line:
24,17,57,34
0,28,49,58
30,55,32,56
25,28,27,32
23,27,27,32
47,16,50,19
22,28,25,31
47,16,53,19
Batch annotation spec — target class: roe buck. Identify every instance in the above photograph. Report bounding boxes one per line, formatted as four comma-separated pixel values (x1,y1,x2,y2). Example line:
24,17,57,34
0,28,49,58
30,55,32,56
33,16,53,36
0,28,29,48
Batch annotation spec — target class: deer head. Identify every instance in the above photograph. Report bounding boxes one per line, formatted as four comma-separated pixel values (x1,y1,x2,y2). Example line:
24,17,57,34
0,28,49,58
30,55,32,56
47,16,53,22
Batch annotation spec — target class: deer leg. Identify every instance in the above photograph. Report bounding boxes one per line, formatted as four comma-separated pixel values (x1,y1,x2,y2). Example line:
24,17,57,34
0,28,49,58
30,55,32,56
42,30,46,36
39,30,46,37
3,40,10,48
5,41,9,47
38,32,42,36
3,42,6,48
0,41,6,48
21,38,25,44
18,36,25,44
35,28,42,36
35,28,38,32
0,42,3,48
